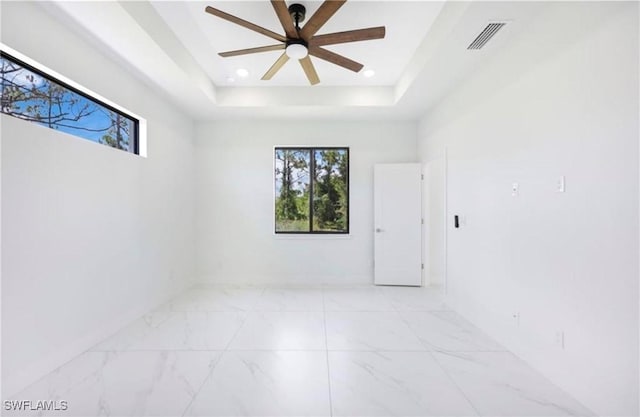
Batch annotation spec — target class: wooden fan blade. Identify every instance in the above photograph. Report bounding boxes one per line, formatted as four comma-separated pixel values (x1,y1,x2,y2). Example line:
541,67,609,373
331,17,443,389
311,26,386,47
309,46,363,73
271,0,298,39
299,0,346,40
299,56,320,85
205,6,286,42
262,52,290,80
219,44,285,58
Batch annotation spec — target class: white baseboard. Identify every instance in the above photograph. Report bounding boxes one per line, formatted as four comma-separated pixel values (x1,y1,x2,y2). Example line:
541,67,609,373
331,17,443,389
197,273,373,287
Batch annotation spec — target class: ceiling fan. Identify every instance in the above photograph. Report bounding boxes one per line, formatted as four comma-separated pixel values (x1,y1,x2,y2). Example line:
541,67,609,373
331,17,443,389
204,0,386,85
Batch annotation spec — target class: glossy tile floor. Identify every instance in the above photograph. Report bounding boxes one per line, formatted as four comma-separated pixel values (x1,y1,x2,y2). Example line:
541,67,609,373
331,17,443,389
8,286,593,417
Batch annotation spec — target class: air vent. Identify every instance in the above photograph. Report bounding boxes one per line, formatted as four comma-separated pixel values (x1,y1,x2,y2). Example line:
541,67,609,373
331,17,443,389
467,22,506,50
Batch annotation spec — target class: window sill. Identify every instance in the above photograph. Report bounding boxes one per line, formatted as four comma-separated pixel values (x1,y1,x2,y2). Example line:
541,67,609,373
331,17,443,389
273,233,352,240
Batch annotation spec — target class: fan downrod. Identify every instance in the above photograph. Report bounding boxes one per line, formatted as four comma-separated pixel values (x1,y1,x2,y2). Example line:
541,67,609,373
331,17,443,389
288,3,306,27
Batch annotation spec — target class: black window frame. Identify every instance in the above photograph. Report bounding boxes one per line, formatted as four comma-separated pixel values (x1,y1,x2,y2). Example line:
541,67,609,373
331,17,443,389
274,146,350,235
0,50,140,155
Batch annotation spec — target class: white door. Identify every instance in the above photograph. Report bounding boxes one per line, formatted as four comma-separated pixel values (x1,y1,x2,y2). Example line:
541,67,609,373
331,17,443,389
374,163,422,286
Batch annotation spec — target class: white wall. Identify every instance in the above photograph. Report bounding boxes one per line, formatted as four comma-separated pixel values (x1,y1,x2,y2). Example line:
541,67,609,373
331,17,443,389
1,2,196,397
418,2,639,415
196,120,417,285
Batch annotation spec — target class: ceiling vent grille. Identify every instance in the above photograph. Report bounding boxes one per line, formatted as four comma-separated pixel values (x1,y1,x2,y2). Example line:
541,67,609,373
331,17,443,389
467,22,506,50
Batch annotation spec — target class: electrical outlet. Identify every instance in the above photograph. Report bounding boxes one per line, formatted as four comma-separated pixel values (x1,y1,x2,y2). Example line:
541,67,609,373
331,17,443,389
555,331,565,349
511,312,520,326
556,176,566,193
511,182,519,197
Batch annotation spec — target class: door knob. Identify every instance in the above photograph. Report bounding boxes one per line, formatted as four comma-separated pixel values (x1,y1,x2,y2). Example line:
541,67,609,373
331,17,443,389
376,228,383,233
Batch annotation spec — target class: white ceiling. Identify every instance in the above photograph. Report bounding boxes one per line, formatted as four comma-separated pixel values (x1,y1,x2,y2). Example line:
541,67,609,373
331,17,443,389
151,1,443,87
41,1,549,121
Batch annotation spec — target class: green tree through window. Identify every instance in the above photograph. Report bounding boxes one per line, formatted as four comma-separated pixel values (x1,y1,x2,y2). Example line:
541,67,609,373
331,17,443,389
275,147,349,233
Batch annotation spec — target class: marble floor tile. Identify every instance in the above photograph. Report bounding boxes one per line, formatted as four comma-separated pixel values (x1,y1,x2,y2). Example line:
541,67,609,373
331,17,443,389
323,287,394,311
432,351,594,416
159,287,263,312
254,288,324,311
325,312,424,351
8,351,220,417
92,311,246,351
6,352,120,410
5,286,594,417
401,311,506,352
184,351,331,417
329,351,478,416
378,285,450,311
228,311,326,350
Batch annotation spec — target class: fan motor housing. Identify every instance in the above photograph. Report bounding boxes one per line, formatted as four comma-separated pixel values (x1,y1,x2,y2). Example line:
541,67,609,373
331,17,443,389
286,38,308,49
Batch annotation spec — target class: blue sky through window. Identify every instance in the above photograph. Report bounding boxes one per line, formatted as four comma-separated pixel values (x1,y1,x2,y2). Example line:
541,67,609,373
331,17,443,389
1,53,137,153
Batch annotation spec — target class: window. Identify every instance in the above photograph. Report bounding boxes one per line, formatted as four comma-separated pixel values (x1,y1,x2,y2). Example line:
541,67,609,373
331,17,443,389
0,51,139,154
275,147,349,234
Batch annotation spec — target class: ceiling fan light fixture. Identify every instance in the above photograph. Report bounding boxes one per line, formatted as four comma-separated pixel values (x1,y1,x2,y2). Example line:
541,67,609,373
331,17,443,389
285,40,308,60
206,0,387,85
363,69,375,78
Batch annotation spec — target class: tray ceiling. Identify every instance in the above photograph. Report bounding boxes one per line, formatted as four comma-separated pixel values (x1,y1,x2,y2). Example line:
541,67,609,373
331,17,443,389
151,1,444,87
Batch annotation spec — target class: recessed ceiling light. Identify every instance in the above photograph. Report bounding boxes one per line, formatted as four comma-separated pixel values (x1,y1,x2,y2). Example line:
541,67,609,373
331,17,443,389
363,69,375,78
236,68,249,78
